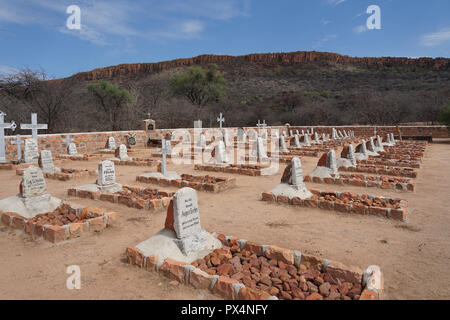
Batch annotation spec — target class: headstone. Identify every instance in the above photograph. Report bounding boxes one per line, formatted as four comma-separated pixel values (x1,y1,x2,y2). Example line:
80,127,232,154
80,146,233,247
326,150,338,175
223,130,230,148
171,187,207,254
291,157,305,190
117,144,130,161
64,134,74,148
348,144,357,166
283,131,287,137
23,138,39,163
280,136,288,153
390,133,395,144
359,139,368,155
39,150,55,172
107,137,116,150
68,143,78,155
20,113,47,141
97,160,117,187
294,134,301,148
376,136,383,150
304,134,310,146
237,128,245,142
214,140,228,163
314,132,319,142
257,137,267,160
21,166,47,198
289,130,293,136
10,134,24,162
322,133,327,141
368,138,376,152
0,112,17,163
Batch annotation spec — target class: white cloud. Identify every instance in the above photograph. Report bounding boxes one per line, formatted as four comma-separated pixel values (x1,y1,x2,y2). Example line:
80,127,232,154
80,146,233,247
353,25,368,34
328,0,347,6
0,65,19,75
420,28,450,47
0,0,249,46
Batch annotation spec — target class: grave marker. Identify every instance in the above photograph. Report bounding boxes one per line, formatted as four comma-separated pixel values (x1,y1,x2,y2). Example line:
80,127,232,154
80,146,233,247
20,113,47,141
0,112,17,163
10,134,24,162
68,143,78,155
39,150,55,172
21,166,47,198
326,149,338,175
97,160,117,186
217,113,225,130
107,137,116,150
23,138,39,163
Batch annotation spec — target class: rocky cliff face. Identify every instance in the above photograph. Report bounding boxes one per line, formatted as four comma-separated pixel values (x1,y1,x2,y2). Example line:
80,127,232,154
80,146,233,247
66,51,450,82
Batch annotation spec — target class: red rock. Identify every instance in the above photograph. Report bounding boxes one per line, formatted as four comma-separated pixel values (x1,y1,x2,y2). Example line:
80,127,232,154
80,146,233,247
210,257,221,266
306,292,323,300
319,282,331,296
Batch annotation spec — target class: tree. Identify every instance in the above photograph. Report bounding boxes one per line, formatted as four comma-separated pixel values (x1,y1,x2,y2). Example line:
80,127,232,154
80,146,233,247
169,64,227,108
0,68,72,133
87,80,132,131
440,104,450,127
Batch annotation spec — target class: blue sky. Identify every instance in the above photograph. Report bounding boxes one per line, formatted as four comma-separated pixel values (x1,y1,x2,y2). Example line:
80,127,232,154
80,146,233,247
0,0,449,78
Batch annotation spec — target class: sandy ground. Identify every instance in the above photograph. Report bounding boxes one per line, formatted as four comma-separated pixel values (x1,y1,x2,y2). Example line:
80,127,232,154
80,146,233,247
0,140,449,300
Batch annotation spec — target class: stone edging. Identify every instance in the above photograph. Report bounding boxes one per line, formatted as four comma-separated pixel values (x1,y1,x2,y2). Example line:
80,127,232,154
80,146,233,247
68,185,174,212
136,174,236,193
261,189,408,222
0,202,117,243
125,232,383,300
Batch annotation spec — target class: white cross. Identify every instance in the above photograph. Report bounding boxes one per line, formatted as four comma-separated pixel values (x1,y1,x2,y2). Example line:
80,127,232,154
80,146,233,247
159,138,168,175
10,134,24,162
217,113,225,130
20,113,47,141
257,120,267,128
64,134,74,146
0,112,17,163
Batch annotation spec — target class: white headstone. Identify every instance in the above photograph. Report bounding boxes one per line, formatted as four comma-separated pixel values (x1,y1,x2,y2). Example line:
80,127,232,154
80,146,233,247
280,136,288,152
23,138,39,163
21,166,47,198
118,144,129,161
171,187,207,254
291,157,305,189
97,160,116,186
304,134,311,146
214,140,228,163
0,112,17,163
326,150,338,175
68,143,78,155
107,137,116,150
39,150,55,172
294,134,301,148
348,144,357,166
368,138,376,152
257,137,267,160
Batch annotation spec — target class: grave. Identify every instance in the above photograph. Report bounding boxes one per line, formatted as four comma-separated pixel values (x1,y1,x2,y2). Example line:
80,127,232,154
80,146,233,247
375,136,384,152
366,138,379,156
354,140,369,161
20,113,47,141
338,144,357,168
269,157,313,200
127,187,222,267
0,166,61,219
23,138,39,163
68,143,79,156
211,140,229,165
75,160,123,194
139,138,181,182
0,112,17,163
10,134,24,162
114,144,132,161
308,150,339,179
39,150,59,174
279,136,288,153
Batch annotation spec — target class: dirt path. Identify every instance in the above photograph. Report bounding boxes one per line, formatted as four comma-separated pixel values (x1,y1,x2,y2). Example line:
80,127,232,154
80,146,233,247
0,141,449,300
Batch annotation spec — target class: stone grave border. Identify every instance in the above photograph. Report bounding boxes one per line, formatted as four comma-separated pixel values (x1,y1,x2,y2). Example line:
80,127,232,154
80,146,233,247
304,174,415,192
56,154,97,161
112,158,160,167
340,165,417,178
0,162,34,171
16,167,97,181
0,202,117,243
68,184,174,212
136,174,236,193
194,164,267,176
360,159,421,169
125,232,383,300
261,188,408,222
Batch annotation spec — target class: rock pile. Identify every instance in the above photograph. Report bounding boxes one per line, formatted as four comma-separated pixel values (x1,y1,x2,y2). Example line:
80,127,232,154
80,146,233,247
191,246,362,300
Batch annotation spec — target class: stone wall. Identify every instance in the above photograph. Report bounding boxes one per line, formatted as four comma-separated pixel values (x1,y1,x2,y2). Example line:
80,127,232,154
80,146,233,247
2,125,448,162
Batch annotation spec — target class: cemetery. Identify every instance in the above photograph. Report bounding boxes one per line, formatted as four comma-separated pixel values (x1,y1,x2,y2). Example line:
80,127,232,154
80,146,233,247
0,113,448,300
